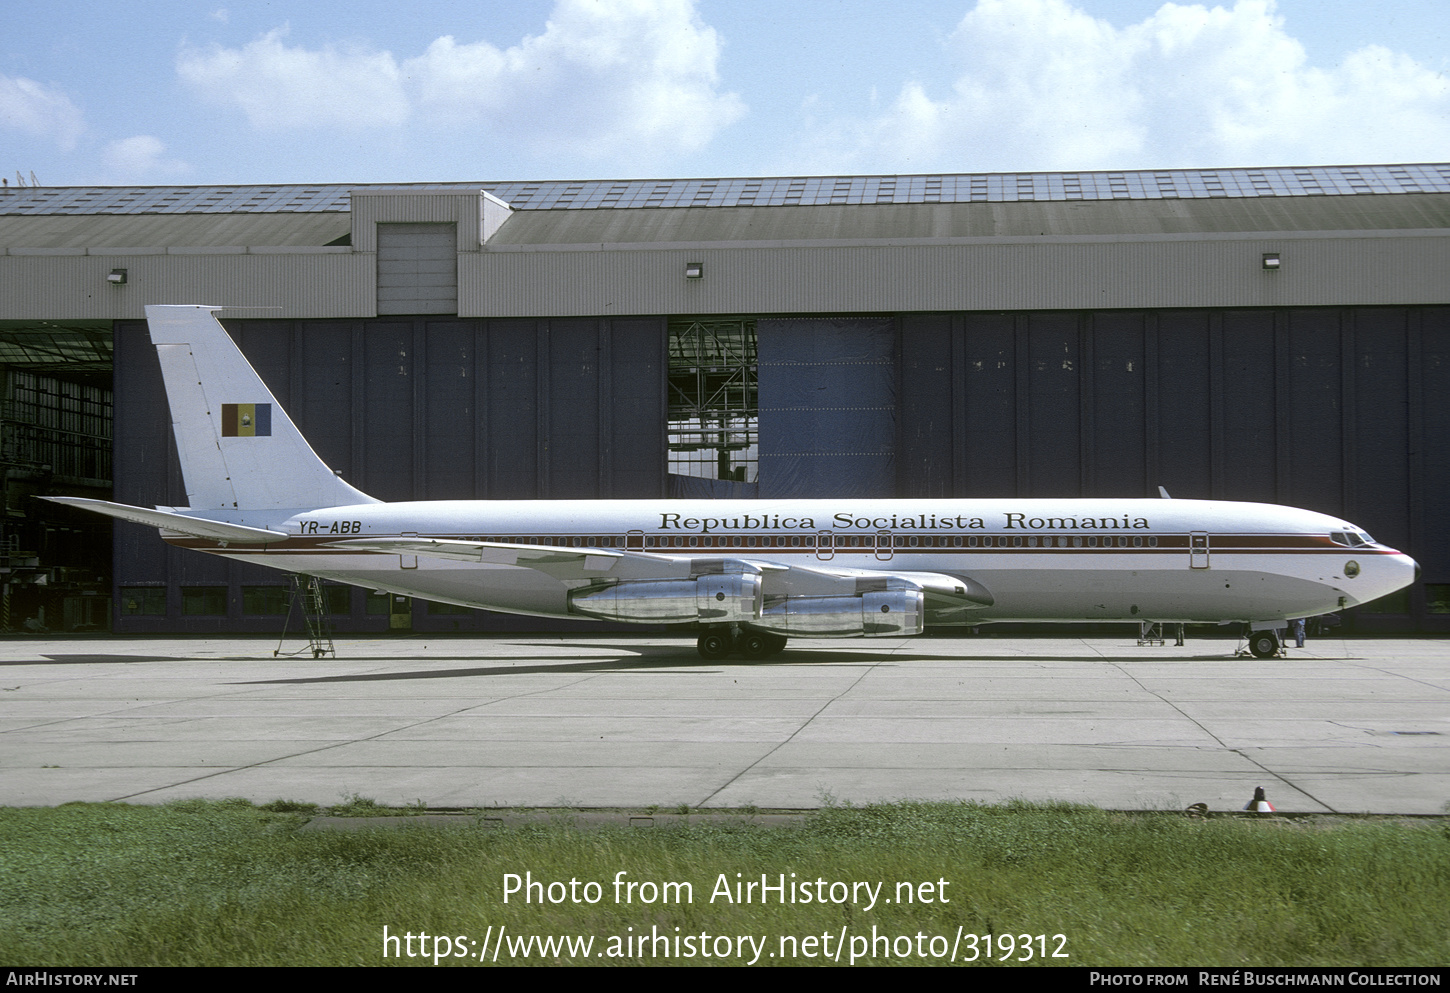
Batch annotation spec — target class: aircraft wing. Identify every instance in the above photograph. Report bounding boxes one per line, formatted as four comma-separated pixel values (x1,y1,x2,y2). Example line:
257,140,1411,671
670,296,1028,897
327,538,992,615
766,563,995,622
325,537,758,582
39,497,288,544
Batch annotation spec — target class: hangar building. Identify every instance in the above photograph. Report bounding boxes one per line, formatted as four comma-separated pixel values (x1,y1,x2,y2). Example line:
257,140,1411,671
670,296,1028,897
1,164,1447,634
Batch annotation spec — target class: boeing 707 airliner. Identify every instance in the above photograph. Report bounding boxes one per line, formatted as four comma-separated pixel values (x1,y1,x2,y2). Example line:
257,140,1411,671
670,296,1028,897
48,306,1419,660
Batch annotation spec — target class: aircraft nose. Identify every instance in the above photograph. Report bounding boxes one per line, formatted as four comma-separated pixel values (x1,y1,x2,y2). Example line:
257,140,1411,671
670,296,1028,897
1414,558,1421,583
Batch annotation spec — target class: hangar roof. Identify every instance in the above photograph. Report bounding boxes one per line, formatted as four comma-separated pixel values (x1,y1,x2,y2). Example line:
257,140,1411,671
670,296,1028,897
0,212,350,250
485,194,1450,249
2,164,1448,216
1,164,1446,251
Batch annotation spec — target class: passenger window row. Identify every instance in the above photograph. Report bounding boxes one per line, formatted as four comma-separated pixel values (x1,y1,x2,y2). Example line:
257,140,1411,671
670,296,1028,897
462,534,1162,549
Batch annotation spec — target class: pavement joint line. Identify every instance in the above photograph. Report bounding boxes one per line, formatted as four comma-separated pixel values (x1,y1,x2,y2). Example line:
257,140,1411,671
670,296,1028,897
1105,660,1342,814
1108,661,1229,748
1339,659,1450,694
1,698,198,737
5,636,1446,812
109,665,612,803
1226,748,1340,815
695,660,886,808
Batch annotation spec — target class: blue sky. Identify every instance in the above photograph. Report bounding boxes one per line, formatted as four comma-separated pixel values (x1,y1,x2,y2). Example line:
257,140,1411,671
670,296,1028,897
3,0,1448,187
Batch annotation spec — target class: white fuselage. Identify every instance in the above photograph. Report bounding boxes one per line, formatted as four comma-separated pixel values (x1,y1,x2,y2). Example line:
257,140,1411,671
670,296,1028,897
167,497,1417,626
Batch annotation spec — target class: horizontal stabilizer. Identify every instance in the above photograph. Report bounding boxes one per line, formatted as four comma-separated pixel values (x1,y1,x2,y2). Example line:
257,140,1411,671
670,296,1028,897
40,497,287,543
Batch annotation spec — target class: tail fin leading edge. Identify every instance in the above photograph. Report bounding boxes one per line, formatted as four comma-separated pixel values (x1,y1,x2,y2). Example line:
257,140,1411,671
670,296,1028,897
145,305,379,511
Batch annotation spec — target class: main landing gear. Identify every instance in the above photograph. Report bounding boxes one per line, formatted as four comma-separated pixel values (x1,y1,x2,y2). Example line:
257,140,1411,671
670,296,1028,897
696,628,788,660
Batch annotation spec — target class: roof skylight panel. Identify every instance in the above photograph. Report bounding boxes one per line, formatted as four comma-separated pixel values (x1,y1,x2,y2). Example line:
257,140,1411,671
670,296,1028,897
1388,167,1423,193
1413,164,1447,189
1208,171,1240,196
1340,169,1374,194
1356,166,1388,188
1199,172,1227,197
1300,179,1327,196
8,166,1450,217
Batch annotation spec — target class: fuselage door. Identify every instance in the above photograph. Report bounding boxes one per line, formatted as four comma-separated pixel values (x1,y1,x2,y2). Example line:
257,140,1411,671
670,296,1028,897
875,530,894,561
816,531,834,561
1190,531,1210,569
627,530,644,551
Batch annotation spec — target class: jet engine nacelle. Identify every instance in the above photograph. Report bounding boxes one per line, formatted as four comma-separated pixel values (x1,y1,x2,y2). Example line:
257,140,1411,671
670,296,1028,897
568,573,763,624
749,589,924,637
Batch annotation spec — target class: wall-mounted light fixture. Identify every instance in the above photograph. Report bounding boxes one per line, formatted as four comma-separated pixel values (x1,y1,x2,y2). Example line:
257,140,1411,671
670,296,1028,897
684,261,704,279
107,268,127,284
1261,252,1280,271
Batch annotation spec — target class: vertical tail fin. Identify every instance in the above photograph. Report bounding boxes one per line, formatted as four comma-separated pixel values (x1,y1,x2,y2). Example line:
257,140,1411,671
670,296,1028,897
145,304,379,511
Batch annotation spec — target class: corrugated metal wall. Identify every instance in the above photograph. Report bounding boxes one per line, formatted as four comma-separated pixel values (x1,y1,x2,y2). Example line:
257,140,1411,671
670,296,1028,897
898,305,1450,629
349,189,487,253
462,235,1450,317
5,232,1445,321
112,315,666,633
757,317,897,498
0,251,373,320
376,223,457,315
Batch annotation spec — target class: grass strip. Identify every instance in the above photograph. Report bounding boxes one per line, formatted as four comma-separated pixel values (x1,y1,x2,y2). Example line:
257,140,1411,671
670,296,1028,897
1,799,1446,966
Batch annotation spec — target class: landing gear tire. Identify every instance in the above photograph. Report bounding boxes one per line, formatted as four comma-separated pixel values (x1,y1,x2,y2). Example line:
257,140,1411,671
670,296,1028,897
697,631,732,660
763,633,787,657
1248,631,1280,660
740,632,773,659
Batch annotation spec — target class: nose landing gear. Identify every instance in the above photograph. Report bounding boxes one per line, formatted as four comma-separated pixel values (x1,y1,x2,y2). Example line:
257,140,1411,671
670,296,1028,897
1245,628,1284,659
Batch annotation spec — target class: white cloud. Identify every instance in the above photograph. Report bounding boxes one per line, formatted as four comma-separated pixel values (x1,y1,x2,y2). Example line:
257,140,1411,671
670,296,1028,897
799,0,1450,173
404,0,745,158
102,136,190,183
0,75,85,150
175,0,745,164
178,25,409,129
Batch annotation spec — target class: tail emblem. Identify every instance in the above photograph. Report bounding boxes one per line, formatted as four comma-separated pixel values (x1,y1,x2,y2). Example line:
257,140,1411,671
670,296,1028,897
222,403,271,437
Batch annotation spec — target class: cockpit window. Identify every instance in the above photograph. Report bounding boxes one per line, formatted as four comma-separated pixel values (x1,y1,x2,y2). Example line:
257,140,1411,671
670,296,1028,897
1331,531,1349,546
1358,532,1376,546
